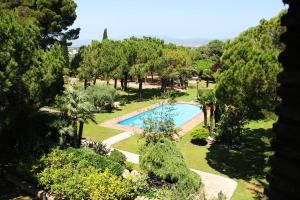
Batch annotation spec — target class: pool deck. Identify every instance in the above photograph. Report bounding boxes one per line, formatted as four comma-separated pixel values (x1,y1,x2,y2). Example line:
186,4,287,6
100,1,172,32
99,101,205,136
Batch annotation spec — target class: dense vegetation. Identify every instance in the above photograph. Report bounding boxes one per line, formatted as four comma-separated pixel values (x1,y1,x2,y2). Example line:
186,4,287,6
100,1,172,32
216,11,285,119
0,0,287,199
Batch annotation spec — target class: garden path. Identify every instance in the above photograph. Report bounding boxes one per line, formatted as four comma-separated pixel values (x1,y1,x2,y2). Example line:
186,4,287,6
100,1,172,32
102,132,238,200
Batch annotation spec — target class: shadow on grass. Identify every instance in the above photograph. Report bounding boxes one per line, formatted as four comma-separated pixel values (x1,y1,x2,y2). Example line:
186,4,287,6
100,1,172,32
206,127,272,181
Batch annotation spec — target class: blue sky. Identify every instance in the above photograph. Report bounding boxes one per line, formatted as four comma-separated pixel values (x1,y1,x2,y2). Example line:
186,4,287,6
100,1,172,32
72,0,286,41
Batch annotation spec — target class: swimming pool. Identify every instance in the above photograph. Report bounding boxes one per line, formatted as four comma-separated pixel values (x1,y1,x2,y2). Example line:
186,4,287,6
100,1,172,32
118,103,202,128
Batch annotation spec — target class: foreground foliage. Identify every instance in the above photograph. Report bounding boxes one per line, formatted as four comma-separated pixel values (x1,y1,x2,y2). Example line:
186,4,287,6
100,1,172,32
37,148,132,199
140,139,201,196
0,11,66,155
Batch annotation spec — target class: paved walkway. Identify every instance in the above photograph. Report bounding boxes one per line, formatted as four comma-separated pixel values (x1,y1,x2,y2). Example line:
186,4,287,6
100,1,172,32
102,131,133,146
103,131,237,200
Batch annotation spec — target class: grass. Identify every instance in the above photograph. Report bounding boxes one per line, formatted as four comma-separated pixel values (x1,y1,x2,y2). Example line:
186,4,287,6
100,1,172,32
112,119,274,200
112,134,145,153
83,123,123,141
81,80,274,200
176,82,215,102
83,82,209,142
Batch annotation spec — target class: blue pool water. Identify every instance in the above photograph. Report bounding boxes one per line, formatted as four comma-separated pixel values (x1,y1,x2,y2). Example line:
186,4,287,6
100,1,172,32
118,103,202,128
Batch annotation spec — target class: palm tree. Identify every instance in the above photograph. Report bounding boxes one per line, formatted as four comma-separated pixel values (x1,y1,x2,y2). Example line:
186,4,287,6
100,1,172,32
58,88,96,147
198,92,209,127
198,90,217,135
206,90,217,136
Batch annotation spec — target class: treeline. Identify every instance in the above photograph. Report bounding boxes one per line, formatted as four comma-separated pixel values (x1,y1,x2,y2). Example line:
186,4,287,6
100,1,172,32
71,33,224,98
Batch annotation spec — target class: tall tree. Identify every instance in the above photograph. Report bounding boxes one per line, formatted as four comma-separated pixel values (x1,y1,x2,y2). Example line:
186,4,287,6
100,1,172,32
78,41,101,88
70,46,85,76
102,28,108,41
216,10,286,118
197,92,210,127
158,48,192,92
206,90,217,135
128,37,164,98
0,11,66,149
99,40,126,86
0,0,80,48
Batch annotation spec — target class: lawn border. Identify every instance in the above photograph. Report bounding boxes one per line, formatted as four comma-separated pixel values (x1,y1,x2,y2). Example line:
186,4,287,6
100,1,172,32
100,100,205,135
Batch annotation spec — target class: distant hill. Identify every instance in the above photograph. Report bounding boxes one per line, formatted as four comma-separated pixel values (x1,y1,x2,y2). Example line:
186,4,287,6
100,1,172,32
71,37,220,48
162,37,211,47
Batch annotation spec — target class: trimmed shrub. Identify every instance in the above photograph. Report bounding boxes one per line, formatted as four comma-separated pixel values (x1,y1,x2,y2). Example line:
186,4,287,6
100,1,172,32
140,139,201,193
64,147,124,176
84,85,116,112
191,127,209,146
125,162,134,171
37,148,133,200
109,149,127,165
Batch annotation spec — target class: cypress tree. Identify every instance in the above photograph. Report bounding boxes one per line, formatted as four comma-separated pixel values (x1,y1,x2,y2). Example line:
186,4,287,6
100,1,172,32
102,28,108,40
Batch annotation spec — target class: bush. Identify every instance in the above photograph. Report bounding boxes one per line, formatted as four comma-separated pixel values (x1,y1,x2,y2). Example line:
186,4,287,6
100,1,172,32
81,140,111,156
64,147,124,175
140,139,200,193
38,148,124,176
37,148,133,200
215,105,247,147
154,185,204,200
191,127,209,146
109,149,126,165
84,85,116,112
88,170,134,200
125,162,134,171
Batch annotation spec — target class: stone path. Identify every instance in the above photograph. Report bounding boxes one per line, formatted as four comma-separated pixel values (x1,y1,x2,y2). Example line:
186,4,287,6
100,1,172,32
103,131,237,200
102,131,133,146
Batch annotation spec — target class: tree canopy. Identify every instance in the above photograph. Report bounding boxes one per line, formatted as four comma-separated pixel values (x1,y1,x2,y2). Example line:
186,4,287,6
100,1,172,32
0,11,66,142
0,0,79,47
216,10,286,118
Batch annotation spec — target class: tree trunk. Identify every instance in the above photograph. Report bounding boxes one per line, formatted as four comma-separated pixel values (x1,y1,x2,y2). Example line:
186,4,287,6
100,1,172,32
160,78,166,93
106,80,109,85
214,105,220,124
72,120,78,147
124,72,128,91
93,77,97,85
203,105,208,127
209,105,214,136
77,122,84,148
138,77,143,99
114,79,117,89
206,79,209,87
84,79,88,89
179,76,184,88
171,78,174,89
121,79,124,90
151,72,154,81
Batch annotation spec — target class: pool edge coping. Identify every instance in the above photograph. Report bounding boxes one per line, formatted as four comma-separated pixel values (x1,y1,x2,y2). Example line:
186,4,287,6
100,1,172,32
99,100,205,135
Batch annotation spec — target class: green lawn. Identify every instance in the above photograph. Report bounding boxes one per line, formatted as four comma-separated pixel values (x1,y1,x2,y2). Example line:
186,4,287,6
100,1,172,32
176,82,215,102
82,81,273,199
83,123,123,141
112,134,145,153
112,119,274,200
83,83,207,142
82,99,157,142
